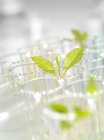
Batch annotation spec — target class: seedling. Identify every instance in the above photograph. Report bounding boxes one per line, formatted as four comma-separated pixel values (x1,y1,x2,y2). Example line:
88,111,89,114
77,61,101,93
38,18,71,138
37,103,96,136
85,75,100,95
32,47,84,78
49,102,92,130
63,28,88,47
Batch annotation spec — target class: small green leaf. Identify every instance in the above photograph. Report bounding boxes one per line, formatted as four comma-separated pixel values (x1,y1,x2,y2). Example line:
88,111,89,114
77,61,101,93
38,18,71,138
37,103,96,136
55,55,60,76
71,29,81,37
71,29,88,45
85,75,99,94
74,107,91,120
32,56,56,76
49,103,68,113
62,47,84,75
60,121,72,130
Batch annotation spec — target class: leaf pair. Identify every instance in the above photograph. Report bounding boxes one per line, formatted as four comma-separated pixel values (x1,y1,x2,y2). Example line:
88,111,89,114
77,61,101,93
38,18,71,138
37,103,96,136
71,29,88,44
63,29,88,47
32,47,84,78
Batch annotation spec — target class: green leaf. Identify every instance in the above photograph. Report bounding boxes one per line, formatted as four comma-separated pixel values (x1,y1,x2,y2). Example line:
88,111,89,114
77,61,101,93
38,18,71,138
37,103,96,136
60,121,72,130
85,75,99,94
49,103,68,113
74,107,91,120
71,29,88,45
55,55,60,76
32,56,56,76
62,47,84,75
81,32,88,42
71,29,81,37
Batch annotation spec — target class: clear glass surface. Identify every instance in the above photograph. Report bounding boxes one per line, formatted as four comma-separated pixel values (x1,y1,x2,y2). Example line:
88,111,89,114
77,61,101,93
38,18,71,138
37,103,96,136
83,47,104,73
0,87,32,140
0,53,24,73
18,44,42,63
66,79,104,139
9,63,48,87
90,65,104,80
34,94,96,140
62,65,84,85
21,77,64,139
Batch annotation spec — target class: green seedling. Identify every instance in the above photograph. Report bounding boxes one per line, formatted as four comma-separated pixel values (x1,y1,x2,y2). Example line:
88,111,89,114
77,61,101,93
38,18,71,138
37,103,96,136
63,28,88,47
49,102,92,130
32,47,84,78
85,75,100,95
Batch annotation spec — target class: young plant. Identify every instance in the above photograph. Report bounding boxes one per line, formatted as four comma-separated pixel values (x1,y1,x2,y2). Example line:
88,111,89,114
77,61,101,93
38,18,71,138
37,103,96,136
49,102,92,130
32,47,84,78
85,75,100,95
63,28,88,47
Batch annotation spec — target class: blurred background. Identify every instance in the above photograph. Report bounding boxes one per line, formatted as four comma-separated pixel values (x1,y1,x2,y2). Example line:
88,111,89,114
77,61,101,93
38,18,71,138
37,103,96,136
0,0,104,55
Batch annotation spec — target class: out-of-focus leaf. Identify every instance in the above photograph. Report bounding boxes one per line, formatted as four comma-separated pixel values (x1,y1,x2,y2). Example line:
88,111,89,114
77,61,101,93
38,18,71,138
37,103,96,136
86,75,99,94
49,103,68,113
74,107,92,120
60,121,72,130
